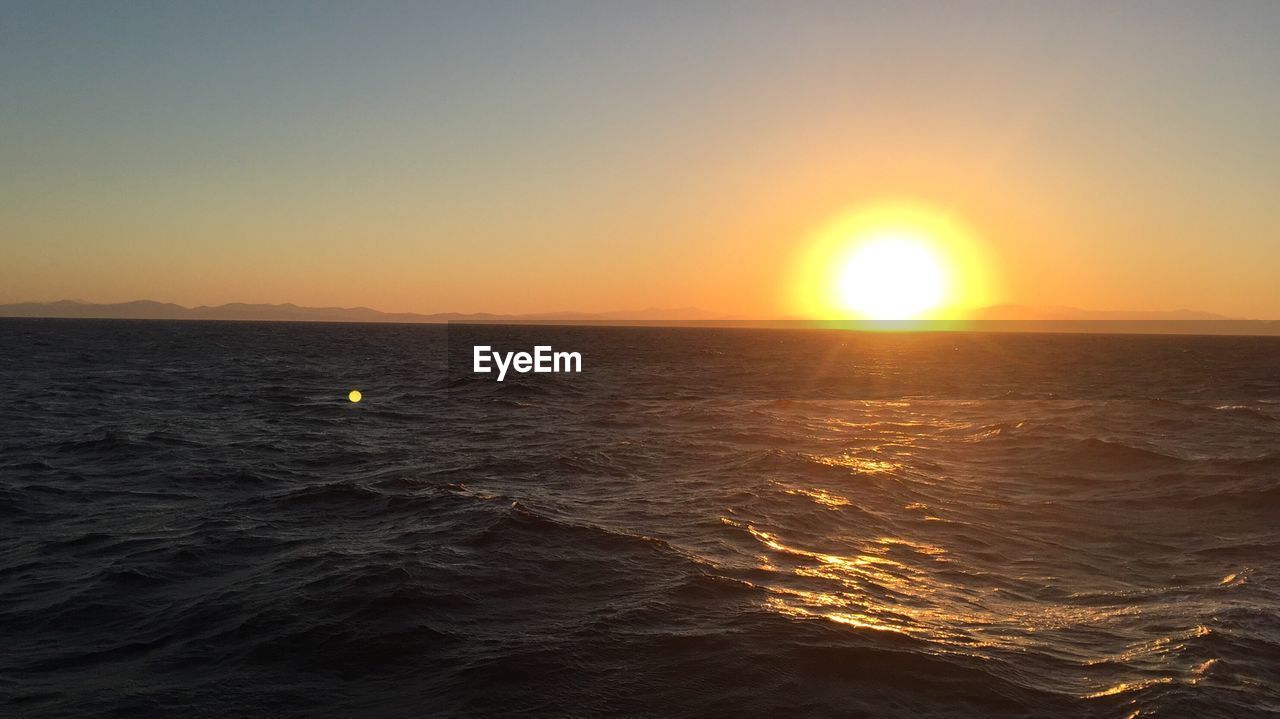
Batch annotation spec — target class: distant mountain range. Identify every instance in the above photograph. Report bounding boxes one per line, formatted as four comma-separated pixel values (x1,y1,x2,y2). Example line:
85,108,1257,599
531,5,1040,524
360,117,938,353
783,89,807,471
1,300,1276,333
0,299,724,323
966,304,1234,321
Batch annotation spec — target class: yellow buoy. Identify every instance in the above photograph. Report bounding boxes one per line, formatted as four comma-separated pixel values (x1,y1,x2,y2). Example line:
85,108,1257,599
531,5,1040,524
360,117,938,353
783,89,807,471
348,389,362,403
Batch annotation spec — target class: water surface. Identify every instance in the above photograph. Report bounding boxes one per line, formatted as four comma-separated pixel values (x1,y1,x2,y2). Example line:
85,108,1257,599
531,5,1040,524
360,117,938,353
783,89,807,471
2,319,1278,717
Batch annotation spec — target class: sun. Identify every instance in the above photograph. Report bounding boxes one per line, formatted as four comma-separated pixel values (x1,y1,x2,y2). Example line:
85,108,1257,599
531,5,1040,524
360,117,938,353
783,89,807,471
790,201,993,321
837,233,945,319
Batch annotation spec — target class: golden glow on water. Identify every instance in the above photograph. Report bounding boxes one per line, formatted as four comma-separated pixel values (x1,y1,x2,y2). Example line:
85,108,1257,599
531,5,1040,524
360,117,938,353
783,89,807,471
1084,677,1175,699
1084,646,1219,700
808,453,900,474
736,522,963,642
718,405,1233,706
789,201,996,321
737,508,1222,704
1081,625,1211,669
738,510,1216,686
779,484,851,508
731,463,1216,705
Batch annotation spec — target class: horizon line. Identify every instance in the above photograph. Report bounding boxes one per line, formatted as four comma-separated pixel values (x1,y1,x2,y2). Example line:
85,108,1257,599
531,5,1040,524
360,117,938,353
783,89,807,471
2,298,1277,335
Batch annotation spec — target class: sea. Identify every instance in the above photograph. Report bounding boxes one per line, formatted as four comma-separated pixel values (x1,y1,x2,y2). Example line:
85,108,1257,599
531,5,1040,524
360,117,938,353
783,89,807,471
2,318,1278,717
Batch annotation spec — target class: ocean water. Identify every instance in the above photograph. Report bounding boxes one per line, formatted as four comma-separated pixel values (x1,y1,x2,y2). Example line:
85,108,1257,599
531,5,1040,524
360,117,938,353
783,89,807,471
2,319,1279,717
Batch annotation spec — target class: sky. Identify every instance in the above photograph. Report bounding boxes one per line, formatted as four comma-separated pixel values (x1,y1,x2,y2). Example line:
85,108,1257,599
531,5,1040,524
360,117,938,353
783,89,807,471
2,1,1278,317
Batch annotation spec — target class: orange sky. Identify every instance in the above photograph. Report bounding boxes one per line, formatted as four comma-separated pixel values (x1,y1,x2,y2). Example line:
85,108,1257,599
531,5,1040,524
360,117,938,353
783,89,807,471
2,3,1278,318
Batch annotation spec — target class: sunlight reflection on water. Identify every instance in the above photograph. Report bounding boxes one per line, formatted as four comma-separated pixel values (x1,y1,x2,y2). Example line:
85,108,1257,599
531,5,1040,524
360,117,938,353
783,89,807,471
716,407,1256,707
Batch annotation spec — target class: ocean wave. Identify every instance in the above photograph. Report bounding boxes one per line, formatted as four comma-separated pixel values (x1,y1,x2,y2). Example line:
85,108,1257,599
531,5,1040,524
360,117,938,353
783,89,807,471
3,321,1279,717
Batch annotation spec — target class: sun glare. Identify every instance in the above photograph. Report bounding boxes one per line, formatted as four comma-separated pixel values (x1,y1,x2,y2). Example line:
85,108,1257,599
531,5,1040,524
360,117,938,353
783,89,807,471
790,201,993,321
837,234,945,319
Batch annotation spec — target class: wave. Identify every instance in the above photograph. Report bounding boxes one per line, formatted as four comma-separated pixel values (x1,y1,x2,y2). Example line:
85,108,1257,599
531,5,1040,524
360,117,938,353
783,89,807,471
4,322,1280,717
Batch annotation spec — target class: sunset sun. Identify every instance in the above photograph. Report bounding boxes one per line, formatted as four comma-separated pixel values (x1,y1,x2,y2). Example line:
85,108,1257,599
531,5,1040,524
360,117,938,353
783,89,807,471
837,234,946,320
792,201,994,321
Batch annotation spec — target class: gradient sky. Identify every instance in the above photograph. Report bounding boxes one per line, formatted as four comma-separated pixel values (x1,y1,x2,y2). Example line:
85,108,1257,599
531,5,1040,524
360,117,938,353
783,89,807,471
2,1,1278,317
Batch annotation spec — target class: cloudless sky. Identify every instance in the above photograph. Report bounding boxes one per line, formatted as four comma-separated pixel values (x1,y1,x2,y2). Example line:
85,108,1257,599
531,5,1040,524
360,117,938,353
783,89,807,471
2,1,1278,316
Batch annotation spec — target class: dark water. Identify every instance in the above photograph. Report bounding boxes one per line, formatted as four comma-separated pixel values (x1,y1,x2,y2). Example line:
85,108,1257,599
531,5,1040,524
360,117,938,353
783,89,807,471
2,319,1279,717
